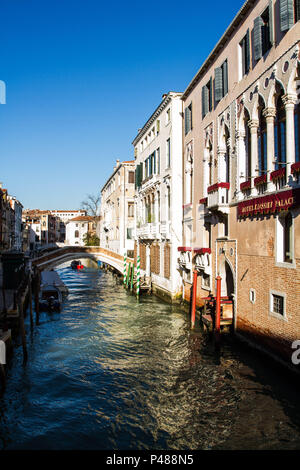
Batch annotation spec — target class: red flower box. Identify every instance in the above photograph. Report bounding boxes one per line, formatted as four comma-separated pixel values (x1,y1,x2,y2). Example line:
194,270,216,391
240,180,251,191
207,182,230,193
177,246,192,252
291,162,300,174
193,247,211,254
199,197,208,205
254,174,267,186
270,168,285,181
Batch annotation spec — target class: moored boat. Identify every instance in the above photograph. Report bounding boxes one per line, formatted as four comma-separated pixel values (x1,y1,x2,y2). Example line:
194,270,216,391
39,270,68,311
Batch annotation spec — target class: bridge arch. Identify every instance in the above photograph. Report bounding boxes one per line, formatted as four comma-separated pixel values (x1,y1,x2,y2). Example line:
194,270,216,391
32,246,133,275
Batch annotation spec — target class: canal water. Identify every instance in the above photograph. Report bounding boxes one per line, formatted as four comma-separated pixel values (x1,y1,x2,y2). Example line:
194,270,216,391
0,263,300,450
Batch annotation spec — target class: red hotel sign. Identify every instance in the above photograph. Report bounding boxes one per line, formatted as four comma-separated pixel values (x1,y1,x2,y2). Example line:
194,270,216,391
238,188,300,218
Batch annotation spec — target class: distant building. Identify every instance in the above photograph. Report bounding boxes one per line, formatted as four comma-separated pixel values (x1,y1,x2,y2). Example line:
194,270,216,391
65,215,98,246
50,210,87,243
7,196,23,251
22,210,56,248
100,160,135,257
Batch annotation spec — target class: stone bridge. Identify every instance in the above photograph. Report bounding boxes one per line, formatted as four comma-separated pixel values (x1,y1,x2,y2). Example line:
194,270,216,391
32,246,134,274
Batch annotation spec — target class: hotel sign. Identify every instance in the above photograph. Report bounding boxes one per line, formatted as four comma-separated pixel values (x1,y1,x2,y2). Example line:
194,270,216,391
237,188,300,218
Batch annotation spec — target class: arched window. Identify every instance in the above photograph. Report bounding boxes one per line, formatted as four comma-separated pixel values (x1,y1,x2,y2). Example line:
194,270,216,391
74,230,79,238
274,87,286,170
258,98,267,176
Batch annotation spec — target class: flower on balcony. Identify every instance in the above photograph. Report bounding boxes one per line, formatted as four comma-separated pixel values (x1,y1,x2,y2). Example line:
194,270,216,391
254,174,267,186
240,180,251,191
199,197,208,205
207,182,230,193
270,168,286,181
291,161,300,175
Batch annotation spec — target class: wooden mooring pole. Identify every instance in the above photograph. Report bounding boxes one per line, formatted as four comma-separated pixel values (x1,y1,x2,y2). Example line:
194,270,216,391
191,270,198,329
215,276,222,345
28,273,33,329
34,271,40,326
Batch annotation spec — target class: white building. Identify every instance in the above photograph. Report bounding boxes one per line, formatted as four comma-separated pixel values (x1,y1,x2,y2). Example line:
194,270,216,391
50,210,87,243
100,160,135,257
132,91,183,301
65,215,96,246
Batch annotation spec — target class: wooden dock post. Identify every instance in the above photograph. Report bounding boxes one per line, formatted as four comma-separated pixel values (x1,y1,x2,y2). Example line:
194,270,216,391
28,273,33,329
215,276,222,345
126,262,131,289
136,256,140,300
34,271,40,326
191,270,198,329
130,264,134,291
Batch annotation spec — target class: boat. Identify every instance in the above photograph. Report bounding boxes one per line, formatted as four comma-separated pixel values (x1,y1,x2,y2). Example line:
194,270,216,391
71,260,84,270
39,270,68,312
39,285,62,312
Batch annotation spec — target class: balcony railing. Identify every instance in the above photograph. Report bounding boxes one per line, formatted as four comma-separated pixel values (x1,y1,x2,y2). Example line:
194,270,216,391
136,223,158,239
207,182,230,212
270,168,286,190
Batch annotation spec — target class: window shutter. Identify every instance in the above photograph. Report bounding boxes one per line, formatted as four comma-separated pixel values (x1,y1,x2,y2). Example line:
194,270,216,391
269,0,274,45
209,77,213,111
184,109,188,135
253,16,263,61
245,29,250,73
223,60,228,96
189,103,192,130
215,67,223,102
202,86,207,118
296,0,300,21
280,0,294,31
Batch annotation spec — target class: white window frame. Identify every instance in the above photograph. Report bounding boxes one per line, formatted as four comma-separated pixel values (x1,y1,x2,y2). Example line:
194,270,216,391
275,211,296,269
269,289,287,321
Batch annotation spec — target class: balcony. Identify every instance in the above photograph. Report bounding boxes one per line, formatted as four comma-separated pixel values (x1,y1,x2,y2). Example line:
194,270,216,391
270,168,286,190
136,223,158,239
207,183,230,213
254,174,267,195
177,247,192,270
194,247,212,275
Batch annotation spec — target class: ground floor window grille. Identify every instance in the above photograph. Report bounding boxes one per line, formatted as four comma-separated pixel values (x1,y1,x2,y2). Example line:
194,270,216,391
270,291,286,318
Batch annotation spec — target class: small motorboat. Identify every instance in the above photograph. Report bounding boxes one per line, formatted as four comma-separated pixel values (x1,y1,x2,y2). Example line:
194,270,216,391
71,260,84,270
39,285,62,312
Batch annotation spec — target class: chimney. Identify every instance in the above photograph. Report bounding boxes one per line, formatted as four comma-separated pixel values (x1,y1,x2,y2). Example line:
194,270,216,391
162,93,167,99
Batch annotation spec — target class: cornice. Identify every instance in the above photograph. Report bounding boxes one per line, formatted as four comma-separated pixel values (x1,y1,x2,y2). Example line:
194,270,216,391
132,92,182,146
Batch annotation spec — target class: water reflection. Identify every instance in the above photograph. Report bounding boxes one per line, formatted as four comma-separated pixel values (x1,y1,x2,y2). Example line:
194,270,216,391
0,266,300,450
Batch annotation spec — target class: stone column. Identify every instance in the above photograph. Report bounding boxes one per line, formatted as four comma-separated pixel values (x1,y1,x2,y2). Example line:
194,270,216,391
236,129,246,200
263,107,276,191
248,119,259,196
217,146,227,183
282,93,297,181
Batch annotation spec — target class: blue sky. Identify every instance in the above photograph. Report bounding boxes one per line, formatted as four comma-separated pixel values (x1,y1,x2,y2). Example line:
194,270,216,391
0,0,244,210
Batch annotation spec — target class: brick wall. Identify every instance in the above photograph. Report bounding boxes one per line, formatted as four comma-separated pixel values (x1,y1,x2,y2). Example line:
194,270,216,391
139,244,146,271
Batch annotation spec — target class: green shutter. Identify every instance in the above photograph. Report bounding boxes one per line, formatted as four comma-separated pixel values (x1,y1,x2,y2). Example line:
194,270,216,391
253,16,263,61
209,77,213,111
245,29,250,74
223,60,228,96
269,0,274,45
202,86,206,118
184,108,188,135
296,0,300,21
280,0,294,31
215,67,223,102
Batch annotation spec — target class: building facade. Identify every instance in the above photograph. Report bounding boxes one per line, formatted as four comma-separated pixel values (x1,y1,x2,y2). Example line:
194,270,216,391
65,215,98,246
50,210,87,243
180,0,300,367
132,92,183,301
100,160,135,257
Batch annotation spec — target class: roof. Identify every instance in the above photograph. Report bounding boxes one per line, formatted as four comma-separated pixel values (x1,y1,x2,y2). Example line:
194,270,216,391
67,215,97,223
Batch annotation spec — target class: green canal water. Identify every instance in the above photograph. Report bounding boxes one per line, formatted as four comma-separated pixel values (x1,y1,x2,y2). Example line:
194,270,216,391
0,263,300,450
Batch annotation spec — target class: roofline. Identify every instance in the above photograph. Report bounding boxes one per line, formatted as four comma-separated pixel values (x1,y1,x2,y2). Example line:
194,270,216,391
182,0,257,100
132,91,183,146
101,160,135,193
